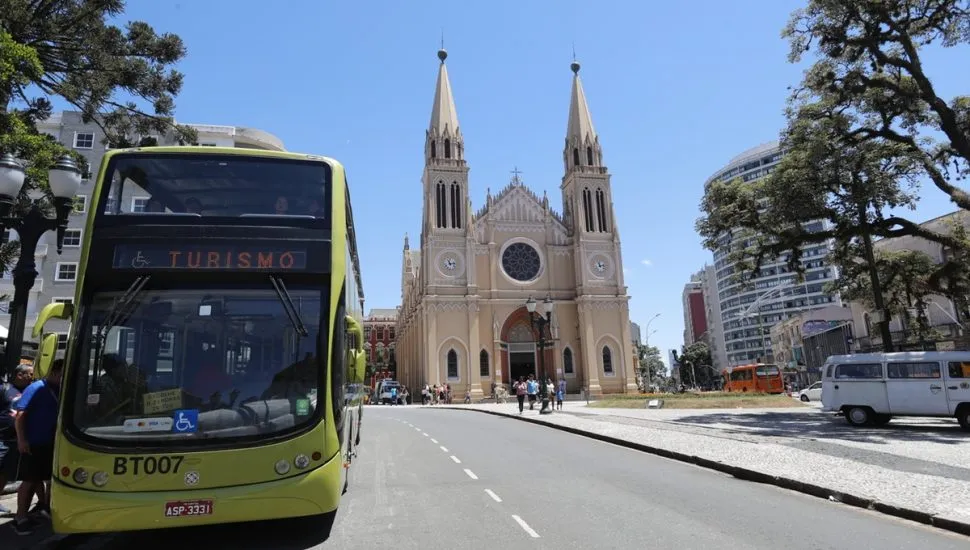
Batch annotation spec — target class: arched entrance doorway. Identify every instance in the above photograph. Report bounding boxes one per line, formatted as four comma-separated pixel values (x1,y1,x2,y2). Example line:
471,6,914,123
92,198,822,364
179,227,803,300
506,323,536,384
499,307,555,387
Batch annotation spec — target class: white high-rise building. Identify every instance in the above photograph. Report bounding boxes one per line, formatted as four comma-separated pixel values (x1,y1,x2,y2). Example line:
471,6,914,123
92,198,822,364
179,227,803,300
705,142,841,366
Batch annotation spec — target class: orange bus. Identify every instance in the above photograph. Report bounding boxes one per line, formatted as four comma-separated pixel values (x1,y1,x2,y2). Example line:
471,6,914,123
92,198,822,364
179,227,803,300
722,363,784,394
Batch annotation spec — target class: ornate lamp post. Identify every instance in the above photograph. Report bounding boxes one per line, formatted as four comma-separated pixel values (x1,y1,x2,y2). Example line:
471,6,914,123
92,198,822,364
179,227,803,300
0,153,83,378
525,294,554,413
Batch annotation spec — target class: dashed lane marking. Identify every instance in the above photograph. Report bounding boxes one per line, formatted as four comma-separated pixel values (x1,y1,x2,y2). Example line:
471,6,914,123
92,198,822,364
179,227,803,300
485,489,502,503
464,469,478,480
450,455,461,464
512,515,540,538
430,438,439,444
440,446,449,452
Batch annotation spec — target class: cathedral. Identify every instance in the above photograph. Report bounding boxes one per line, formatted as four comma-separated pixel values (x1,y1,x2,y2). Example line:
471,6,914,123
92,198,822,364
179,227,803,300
394,49,637,398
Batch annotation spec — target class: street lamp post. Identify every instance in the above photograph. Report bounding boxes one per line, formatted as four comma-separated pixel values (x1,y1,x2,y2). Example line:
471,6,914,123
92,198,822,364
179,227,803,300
525,294,554,413
0,153,83,379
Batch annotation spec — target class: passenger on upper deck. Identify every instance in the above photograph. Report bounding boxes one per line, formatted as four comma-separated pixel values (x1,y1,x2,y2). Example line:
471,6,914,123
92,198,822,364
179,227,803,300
274,196,289,215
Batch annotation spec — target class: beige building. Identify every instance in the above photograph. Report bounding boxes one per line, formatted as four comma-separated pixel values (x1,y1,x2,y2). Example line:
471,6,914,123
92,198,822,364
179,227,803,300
395,50,637,398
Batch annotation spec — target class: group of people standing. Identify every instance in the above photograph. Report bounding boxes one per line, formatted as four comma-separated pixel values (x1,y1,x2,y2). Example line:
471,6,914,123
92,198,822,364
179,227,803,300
420,383,451,405
1,360,64,536
512,375,565,414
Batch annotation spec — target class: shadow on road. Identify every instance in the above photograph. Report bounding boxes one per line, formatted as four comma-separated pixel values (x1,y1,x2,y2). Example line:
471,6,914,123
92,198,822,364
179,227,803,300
671,410,968,445
46,512,337,550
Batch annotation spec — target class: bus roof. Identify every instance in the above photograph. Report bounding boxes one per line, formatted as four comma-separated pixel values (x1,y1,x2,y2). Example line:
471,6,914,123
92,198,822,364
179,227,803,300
100,146,342,166
825,351,970,364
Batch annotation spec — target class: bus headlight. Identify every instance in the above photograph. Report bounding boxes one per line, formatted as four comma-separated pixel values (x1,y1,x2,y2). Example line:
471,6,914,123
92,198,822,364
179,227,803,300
92,471,109,487
73,468,89,484
274,459,291,475
294,454,310,469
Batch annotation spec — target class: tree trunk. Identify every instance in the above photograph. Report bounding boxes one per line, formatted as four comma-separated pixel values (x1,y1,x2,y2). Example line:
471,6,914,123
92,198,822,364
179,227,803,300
859,204,894,351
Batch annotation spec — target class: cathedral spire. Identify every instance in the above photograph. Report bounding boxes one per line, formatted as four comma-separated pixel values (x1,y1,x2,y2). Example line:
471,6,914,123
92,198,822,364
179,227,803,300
563,59,603,172
426,48,464,163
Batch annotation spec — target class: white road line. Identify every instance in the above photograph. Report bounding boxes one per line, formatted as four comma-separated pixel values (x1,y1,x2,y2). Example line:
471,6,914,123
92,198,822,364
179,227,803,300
450,455,461,464
422,432,429,437
485,489,502,503
511,515,540,538
463,469,478,480
414,427,421,432
440,446,449,452
430,438,439,444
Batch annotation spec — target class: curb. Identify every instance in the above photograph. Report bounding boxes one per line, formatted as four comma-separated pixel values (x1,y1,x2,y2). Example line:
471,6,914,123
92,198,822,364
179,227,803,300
440,406,970,538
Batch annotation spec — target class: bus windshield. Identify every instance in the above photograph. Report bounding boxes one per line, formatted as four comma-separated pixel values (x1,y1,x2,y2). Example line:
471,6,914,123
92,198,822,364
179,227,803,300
67,285,325,443
99,153,330,219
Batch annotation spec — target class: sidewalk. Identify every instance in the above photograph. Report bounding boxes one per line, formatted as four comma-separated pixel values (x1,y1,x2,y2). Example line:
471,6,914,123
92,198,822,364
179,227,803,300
1,488,55,549
440,402,970,537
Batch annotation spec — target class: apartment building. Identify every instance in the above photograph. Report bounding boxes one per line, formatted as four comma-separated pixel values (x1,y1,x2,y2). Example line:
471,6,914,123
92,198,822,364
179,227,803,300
0,111,285,350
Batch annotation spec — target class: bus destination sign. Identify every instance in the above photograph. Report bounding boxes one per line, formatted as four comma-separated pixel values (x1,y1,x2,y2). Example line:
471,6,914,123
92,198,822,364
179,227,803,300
113,244,308,271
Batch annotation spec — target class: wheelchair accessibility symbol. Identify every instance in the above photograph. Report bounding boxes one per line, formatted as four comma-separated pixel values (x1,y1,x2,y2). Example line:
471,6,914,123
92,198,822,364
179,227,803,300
173,409,198,433
131,250,151,268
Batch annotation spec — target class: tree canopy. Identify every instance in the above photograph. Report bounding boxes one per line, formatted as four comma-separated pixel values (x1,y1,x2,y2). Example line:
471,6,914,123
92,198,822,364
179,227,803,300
0,0,195,275
673,342,715,388
1,0,196,147
697,1,970,310
637,344,666,388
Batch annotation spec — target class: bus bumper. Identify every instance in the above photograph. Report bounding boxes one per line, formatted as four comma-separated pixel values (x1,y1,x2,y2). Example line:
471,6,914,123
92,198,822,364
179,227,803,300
51,451,343,534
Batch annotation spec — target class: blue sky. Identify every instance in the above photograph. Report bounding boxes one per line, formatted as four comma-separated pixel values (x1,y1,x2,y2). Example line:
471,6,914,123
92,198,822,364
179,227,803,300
112,0,968,370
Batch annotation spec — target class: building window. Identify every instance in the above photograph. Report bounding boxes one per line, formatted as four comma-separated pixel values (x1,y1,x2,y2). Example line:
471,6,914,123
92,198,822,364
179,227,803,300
62,229,82,248
73,195,88,214
73,132,94,149
383,327,389,340
436,181,446,228
364,327,371,340
446,349,459,379
55,262,79,281
132,197,149,213
444,138,451,159
52,297,74,306
582,187,594,232
587,146,594,166
389,327,395,340
479,349,489,377
595,188,609,232
430,141,437,158
56,333,69,350
572,147,580,167
501,242,542,282
602,346,614,375
563,347,574,375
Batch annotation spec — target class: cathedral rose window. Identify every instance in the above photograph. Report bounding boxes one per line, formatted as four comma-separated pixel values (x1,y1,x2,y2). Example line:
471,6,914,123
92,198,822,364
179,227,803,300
501,242,541,282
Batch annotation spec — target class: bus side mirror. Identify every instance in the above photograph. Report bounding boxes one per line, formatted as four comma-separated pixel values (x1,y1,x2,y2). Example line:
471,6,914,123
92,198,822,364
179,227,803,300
344,315,364,353
32,302,74,339
35,333,59,379
344,315,365,383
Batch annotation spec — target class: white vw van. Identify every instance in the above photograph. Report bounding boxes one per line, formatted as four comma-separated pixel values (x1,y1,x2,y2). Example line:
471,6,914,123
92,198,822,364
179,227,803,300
821,351,970,429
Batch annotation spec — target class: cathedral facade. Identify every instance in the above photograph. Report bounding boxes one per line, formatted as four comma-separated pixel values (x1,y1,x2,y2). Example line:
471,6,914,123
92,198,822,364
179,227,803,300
394,50,637,398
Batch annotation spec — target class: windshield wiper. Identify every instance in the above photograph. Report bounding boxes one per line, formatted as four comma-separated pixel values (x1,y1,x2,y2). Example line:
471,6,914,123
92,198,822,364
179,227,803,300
92,275,151,389
270,275,309,337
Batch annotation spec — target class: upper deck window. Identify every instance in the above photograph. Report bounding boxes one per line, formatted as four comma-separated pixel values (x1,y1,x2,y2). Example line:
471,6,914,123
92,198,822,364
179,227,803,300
98,153,330,221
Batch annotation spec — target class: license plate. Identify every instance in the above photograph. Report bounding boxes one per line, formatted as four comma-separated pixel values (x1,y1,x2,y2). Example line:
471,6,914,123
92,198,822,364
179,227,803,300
164,500,213,517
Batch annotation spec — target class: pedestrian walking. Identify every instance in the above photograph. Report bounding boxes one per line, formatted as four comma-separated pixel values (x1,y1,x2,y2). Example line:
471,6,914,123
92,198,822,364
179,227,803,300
514,377,527,414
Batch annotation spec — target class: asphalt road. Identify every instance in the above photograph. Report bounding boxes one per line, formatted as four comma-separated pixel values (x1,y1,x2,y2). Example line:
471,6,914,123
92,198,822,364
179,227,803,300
19,406,970,549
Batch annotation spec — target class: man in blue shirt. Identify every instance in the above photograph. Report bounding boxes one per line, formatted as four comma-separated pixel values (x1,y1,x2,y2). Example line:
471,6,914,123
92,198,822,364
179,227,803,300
12,359,63,536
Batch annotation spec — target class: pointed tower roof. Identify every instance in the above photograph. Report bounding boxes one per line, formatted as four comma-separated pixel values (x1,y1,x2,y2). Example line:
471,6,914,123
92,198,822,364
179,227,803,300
429,49,461,138
565,60,596,144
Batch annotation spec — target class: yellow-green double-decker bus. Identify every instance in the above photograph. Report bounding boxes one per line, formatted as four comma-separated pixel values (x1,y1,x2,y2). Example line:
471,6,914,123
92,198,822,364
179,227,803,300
30,146,366,534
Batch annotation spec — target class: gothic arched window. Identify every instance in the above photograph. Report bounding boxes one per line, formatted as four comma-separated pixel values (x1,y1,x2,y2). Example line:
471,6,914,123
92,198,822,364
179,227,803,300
447,349,459,379
582,187,594,232
587,146,594,166
479,349,489,377
595,188,609,232
602,345,614,375
573,147,580,167
431,141,437,158
563,347,574,375
445,139,452,159
436,181,447,228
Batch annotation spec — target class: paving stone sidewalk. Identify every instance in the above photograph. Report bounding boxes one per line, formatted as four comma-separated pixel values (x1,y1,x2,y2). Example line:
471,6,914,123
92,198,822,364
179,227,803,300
438,402,970,534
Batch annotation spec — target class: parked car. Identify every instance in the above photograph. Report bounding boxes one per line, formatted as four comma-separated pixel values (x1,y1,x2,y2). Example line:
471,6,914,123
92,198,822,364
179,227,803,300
798,382,822,402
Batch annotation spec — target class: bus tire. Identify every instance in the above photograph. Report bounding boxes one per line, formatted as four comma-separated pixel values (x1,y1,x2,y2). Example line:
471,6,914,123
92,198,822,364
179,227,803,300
844,406,872,426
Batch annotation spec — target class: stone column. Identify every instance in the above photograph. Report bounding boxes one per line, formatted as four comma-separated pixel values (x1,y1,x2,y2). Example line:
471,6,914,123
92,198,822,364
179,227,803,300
578,300,602,396
468,300,483,399
619,300,638,393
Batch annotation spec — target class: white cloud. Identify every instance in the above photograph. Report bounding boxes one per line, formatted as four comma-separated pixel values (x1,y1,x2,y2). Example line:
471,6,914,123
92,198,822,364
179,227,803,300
641,259,653,267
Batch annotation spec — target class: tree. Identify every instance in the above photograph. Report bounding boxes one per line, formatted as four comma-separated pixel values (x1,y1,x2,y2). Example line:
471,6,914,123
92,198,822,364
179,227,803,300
636,345,666,389
832,248,942,347
673,342,714,388
1,1,197,149
697,0,970,350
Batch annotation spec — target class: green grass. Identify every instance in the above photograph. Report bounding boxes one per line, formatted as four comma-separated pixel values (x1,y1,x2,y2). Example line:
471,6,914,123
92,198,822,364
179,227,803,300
588,391,806,409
